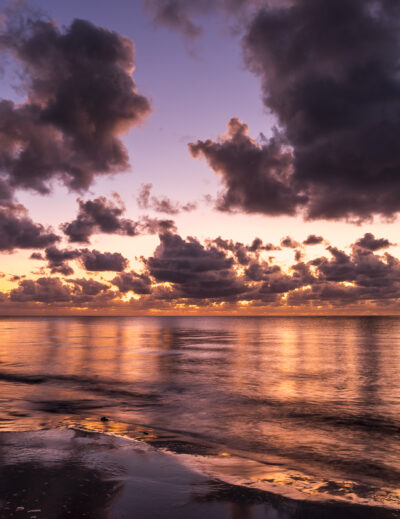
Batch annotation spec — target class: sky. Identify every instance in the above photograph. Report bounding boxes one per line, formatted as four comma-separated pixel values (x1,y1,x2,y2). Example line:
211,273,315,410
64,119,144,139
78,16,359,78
0,0,400,315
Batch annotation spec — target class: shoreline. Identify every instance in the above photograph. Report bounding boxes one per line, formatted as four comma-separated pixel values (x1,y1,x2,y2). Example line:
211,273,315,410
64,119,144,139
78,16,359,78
0,427,399,519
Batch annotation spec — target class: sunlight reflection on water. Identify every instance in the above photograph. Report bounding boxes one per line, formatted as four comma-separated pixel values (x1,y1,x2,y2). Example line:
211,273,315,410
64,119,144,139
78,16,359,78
0,316,399,507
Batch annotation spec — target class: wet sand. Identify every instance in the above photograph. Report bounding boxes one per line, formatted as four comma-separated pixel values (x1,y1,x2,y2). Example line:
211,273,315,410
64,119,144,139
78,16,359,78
0,428,398,519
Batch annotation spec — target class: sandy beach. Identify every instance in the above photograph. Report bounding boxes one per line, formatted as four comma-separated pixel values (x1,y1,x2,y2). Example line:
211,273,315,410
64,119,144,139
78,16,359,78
0,427,398,519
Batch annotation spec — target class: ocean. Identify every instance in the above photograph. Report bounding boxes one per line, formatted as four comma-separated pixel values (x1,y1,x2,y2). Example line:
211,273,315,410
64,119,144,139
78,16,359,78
0,316,399,512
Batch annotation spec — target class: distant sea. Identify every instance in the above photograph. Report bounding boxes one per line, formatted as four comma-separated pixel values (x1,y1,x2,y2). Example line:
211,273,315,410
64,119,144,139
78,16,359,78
0,316,399,510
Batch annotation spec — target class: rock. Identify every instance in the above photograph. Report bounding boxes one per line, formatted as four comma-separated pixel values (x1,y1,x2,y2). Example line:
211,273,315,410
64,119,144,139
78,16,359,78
100,416,109,422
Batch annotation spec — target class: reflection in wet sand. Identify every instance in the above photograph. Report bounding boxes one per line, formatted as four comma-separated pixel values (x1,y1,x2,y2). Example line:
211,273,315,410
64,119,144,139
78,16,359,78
0,429,398,519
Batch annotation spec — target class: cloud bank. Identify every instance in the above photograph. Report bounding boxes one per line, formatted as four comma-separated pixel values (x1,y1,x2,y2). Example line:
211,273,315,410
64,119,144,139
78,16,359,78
5,231,399,314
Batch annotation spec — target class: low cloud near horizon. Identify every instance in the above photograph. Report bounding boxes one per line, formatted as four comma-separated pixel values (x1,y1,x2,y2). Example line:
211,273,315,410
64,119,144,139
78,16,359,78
2,230,399,314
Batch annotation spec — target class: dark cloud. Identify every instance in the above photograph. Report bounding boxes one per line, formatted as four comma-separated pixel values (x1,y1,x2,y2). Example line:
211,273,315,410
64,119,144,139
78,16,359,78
30,252,43,260
0,169,59,253
137,184,197,215
248,237,263,252
251,260,315,302
354,233,393,251
138,216,177,234
189,0,400,220
63,195,177,243
9,274,23,282
146,231,248,299
70,278,111,297
144,0,267,38
137,183,152,209
4,230,400,310
30,245,132,274
212,237,251,265
44,246,81,275
303,234,324,246
241,236,400,307
248,241,400,306
145,0,206,38
244,0,400,219
80,249,128,272
141,230,379,307
9,276,114,305
294,249,303,262
280,236,299,248
62,196,139,243
189,118,302,215
144,0,250,38
0,179,15,205
286,276,400,307
211,236,279,265
0,13,150,194
245,261,279,282
310,246,400,290
151,197,195,215
10,277,73,303
0,204,59,251
311,247,355,283
247,237,280,252
111,271,152,294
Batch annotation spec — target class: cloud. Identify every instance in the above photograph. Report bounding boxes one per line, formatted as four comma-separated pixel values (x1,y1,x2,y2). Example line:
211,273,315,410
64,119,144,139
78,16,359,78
4,230,400,311
137,215,177,234
248,238,280,251
294,249,303,262
303,234,324,246
244,258,314,301
137,183,197,215
111,271,152,294
189,118,303,215
145,0,206,38
242,0,400,220
212,237,251,265
144,0,266,38
63,195,177,243
188,1,400,221
9,276,114,305
280,236,300,248
137,183,152,210
80,249,128,272
0,204,59,251
33,246,130,275
150,197,196,215
44,246,81,275
313,245,400,288
0,13,150,194
10,277,73,303
70,278,111,297
243,237,400,307
146,231,248,299
30,252,43,260
353,233,393,251
62,196,139,243
0,179,15,205
0,169,59,253
211,236,279,265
